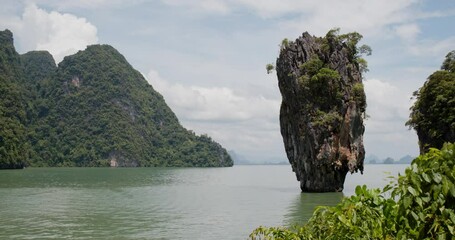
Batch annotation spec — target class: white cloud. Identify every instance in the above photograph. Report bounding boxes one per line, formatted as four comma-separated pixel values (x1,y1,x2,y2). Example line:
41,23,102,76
31,0,146,10
146,69,280,122
0,3,98,63
363,78,419,158
39,0,114,9
364,78,412,122
159,0,419,36
394,23,421,42
161,0,230,15
392,23,454,57
145,69,284,161
232,0,309,18
163,0,418,36
284,0,418,37
407,37,455,57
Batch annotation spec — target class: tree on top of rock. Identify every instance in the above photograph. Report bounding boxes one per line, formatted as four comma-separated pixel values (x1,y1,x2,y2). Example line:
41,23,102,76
406,50,455,153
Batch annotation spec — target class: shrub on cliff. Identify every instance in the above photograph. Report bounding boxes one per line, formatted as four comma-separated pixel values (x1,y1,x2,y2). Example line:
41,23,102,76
406,50,455,153
250,143,455,239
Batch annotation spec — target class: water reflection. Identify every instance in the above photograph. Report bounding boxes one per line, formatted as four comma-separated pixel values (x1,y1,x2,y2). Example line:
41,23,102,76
283,192,344,226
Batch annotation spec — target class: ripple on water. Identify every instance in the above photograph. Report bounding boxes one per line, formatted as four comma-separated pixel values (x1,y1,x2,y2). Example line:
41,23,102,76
0,165,407,239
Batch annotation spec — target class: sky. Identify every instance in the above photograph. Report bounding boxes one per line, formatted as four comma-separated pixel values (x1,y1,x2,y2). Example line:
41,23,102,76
0,0,454,163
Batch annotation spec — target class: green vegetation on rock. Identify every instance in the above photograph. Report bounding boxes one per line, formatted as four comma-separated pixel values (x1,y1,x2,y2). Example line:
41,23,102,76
295,30,369,130
406,50,455,153
0,29,232,168
0,30,30,169
298,60,345,129
352,82,366,113
250,143,455,239
280,38,291,50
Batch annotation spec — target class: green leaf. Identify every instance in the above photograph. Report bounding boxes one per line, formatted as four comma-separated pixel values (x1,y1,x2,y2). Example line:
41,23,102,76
422,172,431,183
433,173,442,183
403,196,412,208
415,197,423,208
449,211,455,224
355,185,363,195
408,186,418,196
438,233,445,240
450,185,455,198
442,177,449,195
337,214,348,225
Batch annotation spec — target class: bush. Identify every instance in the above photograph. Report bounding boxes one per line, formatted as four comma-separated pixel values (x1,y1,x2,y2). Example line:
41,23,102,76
266,64,275,74
352,83,366,112
392,143,455,239
250,143,455,239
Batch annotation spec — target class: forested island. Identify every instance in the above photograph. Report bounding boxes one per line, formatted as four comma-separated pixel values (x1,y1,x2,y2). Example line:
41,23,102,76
0,29,233,168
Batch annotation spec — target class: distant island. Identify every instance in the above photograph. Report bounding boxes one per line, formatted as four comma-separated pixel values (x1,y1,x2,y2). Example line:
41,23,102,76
0,29,233,168
364,155,414,164
228,151,289,165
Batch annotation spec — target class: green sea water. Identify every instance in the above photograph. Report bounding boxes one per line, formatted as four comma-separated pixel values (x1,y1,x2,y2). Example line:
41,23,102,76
0,165,407,239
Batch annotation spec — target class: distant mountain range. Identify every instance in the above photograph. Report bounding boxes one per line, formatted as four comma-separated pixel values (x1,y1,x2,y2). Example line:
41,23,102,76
365,154,415,164
228,151,289,165
229,150,415,166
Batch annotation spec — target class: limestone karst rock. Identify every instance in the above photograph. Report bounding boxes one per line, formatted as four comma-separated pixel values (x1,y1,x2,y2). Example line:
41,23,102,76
276,30,367,192
0,29,233,168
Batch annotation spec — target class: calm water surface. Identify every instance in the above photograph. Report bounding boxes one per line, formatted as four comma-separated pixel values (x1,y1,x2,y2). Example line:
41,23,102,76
0,164,408,239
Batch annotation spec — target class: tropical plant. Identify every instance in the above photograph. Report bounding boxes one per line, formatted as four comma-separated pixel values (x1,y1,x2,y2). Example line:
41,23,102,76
250,143,455,239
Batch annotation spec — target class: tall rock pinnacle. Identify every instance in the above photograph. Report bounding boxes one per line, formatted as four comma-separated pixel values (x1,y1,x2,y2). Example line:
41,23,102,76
277,30,367,192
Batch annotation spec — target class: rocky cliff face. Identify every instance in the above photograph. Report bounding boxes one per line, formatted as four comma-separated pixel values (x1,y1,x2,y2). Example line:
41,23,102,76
277,31,366,192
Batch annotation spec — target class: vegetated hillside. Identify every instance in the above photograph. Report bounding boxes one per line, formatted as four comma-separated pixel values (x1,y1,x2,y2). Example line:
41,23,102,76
0,29,232,168
0,30,30,168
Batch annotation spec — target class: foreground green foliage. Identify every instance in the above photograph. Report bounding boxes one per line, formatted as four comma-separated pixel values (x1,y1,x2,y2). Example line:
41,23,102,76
0,29,232,168
406,50,455,153
250,143,455,239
